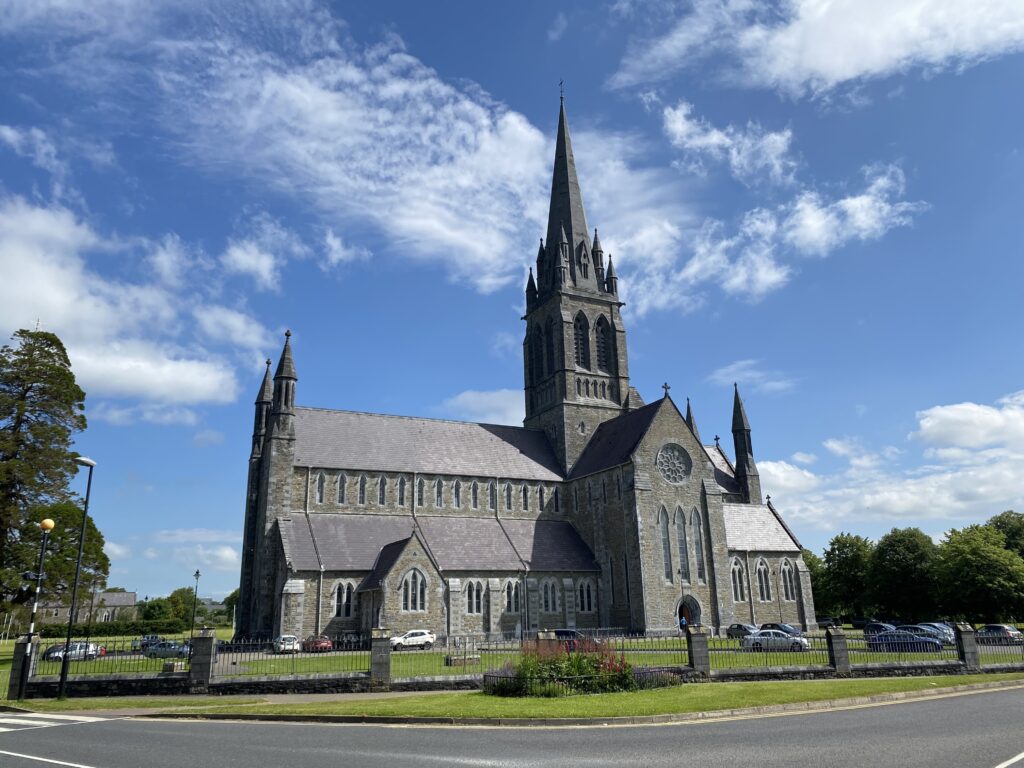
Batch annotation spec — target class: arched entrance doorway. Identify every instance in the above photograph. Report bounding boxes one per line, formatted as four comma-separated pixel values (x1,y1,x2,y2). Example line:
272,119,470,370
677,596,701,628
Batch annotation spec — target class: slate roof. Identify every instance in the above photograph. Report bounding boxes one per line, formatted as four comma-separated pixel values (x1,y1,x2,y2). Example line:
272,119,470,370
568,400,663,479
96,591,137,607
416,516,524,571
723,503,800,552
280,514,417,571
293,407,563,481
705,444,742,496
359,537,409,591
501,519,600,572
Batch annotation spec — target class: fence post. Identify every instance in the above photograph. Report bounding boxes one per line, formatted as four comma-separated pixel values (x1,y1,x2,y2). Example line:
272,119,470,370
7,639,33,700
826,626,851,676
370,628,391,691
955,623,980,671
685,624,710,677
188,630,217,691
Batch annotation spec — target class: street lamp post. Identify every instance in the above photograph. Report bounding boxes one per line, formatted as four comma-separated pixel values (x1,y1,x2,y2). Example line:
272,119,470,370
19,517,55,700
57,456,96,700
190,570,201,638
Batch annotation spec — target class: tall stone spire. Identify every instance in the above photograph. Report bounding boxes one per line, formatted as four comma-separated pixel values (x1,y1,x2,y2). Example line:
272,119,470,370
545,100,591,271
685,397,701,442
271,330,298,438
250,358,273,460
731,384,761,503
257,358,273,403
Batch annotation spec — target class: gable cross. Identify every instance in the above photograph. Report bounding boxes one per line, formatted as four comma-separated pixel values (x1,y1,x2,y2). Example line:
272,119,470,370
662,382,671,398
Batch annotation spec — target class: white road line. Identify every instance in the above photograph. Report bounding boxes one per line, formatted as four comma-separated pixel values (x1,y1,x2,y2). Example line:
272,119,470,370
0,717,65,727
994,751,1024,768
22,714,105,722
0,749,99,768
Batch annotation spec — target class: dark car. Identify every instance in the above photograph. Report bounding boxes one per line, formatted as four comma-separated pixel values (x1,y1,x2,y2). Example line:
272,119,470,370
727,623,758,639
850,617,878,629
862,622,896,637
302,634,334,653
867,630,942,653
896,624,950,644
816,617,841,629
552,629,600,652
976,624,1024,645
759,622,803,637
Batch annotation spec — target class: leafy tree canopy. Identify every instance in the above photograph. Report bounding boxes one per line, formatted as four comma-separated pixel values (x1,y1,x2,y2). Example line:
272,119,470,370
933,525,1024,623
987,510,1024,559
822,533,875,618
867,527,937,620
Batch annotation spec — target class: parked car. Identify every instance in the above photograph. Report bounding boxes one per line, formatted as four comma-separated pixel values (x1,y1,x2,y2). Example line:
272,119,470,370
862,622,896,637
867,630,942,653
390,629,436,650
850,617,878,629
551,629,601,651
896,624,951,644
43,642,99,662
273,635,301,654
760,622,803,637
301,635,334,653
144,641,191,659
130,634,163,651
740,630,810,652
976,624,1024,645
918,622,956,644
726,623,758,639
816,617,841,629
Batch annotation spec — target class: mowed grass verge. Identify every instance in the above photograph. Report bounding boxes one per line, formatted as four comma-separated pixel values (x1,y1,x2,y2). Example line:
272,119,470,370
169,672,1024,720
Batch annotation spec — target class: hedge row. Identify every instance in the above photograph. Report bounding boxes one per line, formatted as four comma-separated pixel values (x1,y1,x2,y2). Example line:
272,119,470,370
38,619,186,638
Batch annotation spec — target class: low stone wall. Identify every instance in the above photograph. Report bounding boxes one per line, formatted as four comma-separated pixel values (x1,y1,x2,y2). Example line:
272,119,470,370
24,673,196,699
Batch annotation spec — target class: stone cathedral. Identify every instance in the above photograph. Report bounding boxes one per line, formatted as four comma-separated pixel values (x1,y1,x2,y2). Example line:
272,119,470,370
237,101,817,640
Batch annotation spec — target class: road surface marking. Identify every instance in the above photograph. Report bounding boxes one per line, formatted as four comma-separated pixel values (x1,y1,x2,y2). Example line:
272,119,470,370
0,717,65,727
21,714,105,722
994,751,1024,768
0,750,99,768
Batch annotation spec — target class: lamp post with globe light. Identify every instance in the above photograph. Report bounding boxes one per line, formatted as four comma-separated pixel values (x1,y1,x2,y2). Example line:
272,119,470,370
18,517,56,700
57,456,96,700
191,570,201,638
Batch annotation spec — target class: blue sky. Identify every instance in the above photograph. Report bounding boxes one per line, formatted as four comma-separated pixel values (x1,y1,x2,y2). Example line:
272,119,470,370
2,1,1023,599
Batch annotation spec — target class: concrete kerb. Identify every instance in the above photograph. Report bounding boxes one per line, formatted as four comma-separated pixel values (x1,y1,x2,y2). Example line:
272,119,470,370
135,678,1024,728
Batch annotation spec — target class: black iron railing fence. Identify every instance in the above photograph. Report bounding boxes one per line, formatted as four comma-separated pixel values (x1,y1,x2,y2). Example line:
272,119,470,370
31,635,193,677
215,636,370,678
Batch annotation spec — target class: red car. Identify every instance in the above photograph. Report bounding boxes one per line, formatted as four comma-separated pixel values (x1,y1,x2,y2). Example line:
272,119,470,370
302,634,333,653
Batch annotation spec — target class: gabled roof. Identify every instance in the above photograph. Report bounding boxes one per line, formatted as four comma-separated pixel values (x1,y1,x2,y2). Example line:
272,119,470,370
723,503,801,552
358,536,411,592
293,407,563,481
415,516,524,571
568,399,663,479
705,444,742,496
280,514,417,571
501,519,599,572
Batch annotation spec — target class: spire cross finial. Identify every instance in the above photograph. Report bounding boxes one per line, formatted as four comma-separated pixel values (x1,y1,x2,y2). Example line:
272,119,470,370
559,78,564,102
714,435,720,446
265,358,271,368
662,382,671,398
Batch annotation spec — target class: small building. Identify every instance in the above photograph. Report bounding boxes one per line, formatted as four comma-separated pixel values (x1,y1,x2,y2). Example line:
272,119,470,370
38,591,138,625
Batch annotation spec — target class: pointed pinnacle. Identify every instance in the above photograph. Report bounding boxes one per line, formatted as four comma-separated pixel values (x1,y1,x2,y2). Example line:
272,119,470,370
274,330,297,380
732,383,750,432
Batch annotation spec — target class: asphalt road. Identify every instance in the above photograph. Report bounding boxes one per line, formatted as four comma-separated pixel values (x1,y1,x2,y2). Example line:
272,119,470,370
1,686,1022,768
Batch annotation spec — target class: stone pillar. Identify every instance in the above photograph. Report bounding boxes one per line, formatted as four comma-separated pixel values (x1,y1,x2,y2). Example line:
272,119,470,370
955,622,980,671
370,628,391,691
561,577,577,629
280,579,305,636
447,578,463,636
526,578,540,633
486,578,501,639
826,627,851,676
7,639,33,700
686,624,709,676
188,630,217,690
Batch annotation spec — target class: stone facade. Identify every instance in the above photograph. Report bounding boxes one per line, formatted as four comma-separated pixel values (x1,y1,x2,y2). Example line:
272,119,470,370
237,100,816,640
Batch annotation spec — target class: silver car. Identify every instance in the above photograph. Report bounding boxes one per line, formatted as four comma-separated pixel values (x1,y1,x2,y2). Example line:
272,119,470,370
740,629,810,652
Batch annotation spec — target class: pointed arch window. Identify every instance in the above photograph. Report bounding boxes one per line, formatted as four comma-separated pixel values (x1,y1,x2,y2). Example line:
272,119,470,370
466,581,483,614
659,507,673,581
781,559,796,601
471,481,479,509
756,559,772,602
674,507,691,583
336,584,354,618
417,478,425,507
521,485,529,510
398,477,406,506
539,486,546,510
378,476,387,505
573,313,591,369
315,472,325,504
595,316,611,372
731,558,746,602
554,487,560,513
358,475,367,505
337,474,347,504
577,579,595,613
402,569,427,612
505,581,521,613
541,580,559,613
488,481,497,510
692,509,707,583
435,478,444,507
454,480,462,508
579,249,589,279
544,317,556,373
504,483,512,510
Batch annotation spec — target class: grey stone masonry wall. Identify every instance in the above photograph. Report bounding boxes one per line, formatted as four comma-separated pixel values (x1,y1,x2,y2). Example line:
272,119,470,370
189,631,217,687
826,627,851,676
377,538,445,636
686,624,709,676
7,639,32,700
370,629,391,691
955,623,980,670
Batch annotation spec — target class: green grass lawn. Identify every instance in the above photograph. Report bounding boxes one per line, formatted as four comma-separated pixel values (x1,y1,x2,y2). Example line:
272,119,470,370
19,695,266,713
171,672,1024,719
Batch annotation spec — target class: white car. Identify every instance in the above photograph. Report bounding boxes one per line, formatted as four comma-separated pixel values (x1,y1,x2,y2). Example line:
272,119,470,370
740,629,810,652
390,630,436,650
273,635,301,654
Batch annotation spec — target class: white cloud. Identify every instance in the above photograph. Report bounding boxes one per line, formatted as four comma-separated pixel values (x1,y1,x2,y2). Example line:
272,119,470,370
439,388,524,426
610,0,1024,97
323,228,371,268
193,305,274,354
547,12,568,42
220,214,308,291
759,460,822,495
490,331,520,359
791,451,817,465
148,233,196,288
913,391,1024,450
91,402,199,426
663,100,796,185
155,528,240,544
143,547,159,560
193,429,225,446
708,359,795,393
0,124,65,179
104,541,131,559
173,544,240,571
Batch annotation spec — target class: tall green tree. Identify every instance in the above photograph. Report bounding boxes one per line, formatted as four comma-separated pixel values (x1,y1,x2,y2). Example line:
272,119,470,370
801,548,834,615
223,588,240,619
822,533,875,618
933,525,1024,622
0,330,86,574
167,586,198,624
867,527,937,620
0,503,110,606
987,510,1024,559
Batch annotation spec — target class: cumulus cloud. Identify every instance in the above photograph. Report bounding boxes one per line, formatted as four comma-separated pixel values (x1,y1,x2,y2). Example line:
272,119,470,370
193,305,274,355
104,541,131,559
610,0,1024,96
220,214,308,291
173,544,240,571
323,229,371,268
791,451,817,465
439,388,524,426
708,359,795,393
155,528,240,544
663,100,796,185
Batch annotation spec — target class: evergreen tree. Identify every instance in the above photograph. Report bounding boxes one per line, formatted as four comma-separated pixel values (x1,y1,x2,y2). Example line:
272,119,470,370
822,533,875,618
0,330,86,575
934,525,1024,622
867,527,937,621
